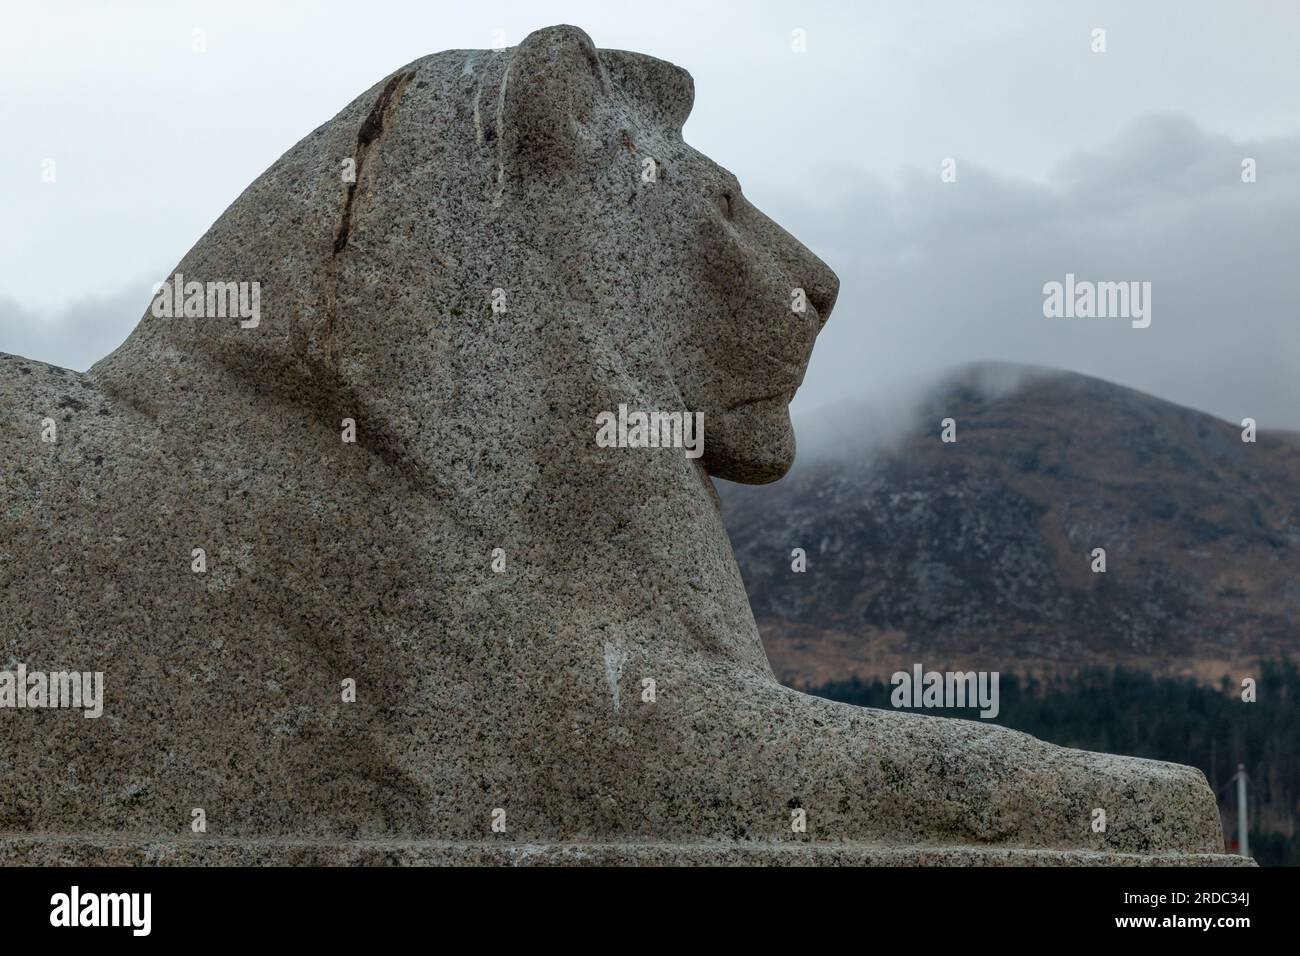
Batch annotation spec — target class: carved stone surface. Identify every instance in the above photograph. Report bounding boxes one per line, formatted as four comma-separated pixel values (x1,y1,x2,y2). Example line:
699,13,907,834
0,25,1241,864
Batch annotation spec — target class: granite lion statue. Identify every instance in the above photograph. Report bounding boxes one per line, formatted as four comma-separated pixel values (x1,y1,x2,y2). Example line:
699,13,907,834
0,25,1230,863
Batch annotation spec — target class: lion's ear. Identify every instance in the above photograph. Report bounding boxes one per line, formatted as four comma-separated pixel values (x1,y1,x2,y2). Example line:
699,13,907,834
501,25,607,173
599,51,694,134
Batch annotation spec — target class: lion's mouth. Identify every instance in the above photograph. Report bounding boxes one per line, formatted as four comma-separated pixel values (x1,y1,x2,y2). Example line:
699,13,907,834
724,388,796,412
719,302,820,413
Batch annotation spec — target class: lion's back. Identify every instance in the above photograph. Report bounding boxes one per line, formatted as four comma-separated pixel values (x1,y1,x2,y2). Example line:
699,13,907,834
0,354,103,541
0,353,160,636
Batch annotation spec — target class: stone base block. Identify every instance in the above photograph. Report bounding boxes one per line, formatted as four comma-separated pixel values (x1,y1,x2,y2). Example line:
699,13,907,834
0,835,1254,866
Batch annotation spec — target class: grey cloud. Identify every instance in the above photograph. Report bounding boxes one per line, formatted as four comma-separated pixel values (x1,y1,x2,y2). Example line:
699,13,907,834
1055,113,1299,210
787,113,1300,432
794,362,1065,462
0,280,155,372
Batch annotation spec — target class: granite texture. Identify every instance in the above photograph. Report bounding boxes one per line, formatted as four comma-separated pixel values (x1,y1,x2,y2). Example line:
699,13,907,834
0,25,1239,865
0,836,1254,867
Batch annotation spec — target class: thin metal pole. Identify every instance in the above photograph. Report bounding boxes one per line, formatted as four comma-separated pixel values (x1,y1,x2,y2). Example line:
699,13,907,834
1236,764,1249,857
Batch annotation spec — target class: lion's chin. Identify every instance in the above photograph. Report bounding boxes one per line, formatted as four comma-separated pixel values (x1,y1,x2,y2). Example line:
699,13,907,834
702,403,797,484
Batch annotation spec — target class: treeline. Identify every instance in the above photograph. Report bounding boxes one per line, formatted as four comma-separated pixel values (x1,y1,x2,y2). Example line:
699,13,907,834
809,658,1299,866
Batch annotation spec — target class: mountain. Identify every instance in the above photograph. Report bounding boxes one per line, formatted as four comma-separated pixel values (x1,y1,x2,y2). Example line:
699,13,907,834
720,364,1300,688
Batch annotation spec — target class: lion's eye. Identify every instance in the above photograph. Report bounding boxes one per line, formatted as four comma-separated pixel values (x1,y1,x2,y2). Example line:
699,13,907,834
719,191,735,220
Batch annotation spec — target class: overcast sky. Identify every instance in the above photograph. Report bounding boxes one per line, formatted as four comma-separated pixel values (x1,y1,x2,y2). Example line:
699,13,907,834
2,0,1297,427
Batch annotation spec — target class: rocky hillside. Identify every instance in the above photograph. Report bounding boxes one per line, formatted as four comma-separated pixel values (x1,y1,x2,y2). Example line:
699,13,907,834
720,364,1300,688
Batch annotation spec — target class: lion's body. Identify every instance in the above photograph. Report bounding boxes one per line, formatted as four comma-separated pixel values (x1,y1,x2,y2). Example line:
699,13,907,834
0,28,1222,853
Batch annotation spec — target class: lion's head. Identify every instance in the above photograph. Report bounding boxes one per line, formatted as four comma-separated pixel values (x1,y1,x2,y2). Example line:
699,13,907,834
498,25,840,483
95,24,838,487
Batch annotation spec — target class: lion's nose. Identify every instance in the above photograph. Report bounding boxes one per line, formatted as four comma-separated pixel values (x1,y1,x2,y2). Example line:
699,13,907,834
747,200,840,328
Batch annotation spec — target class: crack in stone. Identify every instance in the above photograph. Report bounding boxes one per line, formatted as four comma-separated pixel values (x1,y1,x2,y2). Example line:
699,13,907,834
323,69,416,374
333,70,416,255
